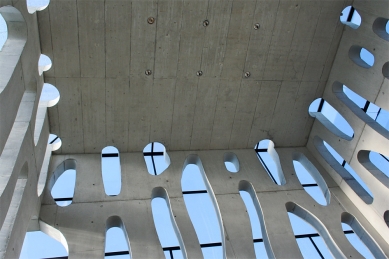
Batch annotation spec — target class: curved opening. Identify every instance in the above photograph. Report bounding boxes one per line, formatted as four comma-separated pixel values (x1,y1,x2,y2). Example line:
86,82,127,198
37,144,52,197
384,211,389,228
286,202,344,258
333,83,389,139
0,6,27,94
48,134,62,151
349,46,374,68
358,150,389,188
182,155,225,258
223,152,239,173
105,216,132,258
20,221,69,258
239,180,275,259
340,6,361,29
151,187,187,259
143,142,171,176
292,153,330,206
254,140,286,185
101,146,122,196
341,212,385,258
49,159,76,207
383,62,389,79
314,136,374,204
372,17,389,41
27,0,50,14
309,98,354,140
0,13,7,51
38,54,52,75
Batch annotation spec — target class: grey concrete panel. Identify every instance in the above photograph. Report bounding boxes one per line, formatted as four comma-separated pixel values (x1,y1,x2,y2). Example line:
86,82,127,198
49,0,80,77
81,78,106,153
190,78,219,150
229,79,261,149
37,9,55,78
77,0,105,78
209,79,240,149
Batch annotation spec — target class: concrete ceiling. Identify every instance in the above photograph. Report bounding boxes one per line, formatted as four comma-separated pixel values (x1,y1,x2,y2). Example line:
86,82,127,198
38,0,348,154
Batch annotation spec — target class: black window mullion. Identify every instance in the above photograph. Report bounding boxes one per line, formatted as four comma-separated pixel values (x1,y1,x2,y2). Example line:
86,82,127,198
308,236,324,259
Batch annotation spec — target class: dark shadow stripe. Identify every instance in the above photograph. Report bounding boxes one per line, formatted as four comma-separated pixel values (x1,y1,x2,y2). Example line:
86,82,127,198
105,251,130,256
183,190,207,195
102,153,119,157
200,242,222,248
302,183,318,187
54,197,73,202
253,238,263,243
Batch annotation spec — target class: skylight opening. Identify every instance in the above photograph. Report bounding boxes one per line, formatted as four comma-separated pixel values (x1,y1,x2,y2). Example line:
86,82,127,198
308,98,354,140
223,152,239,173
372,17,389,41
143,142,170,176
41,83,60,107
333,83,389,138
254,139,286,185
341,212,385,258
151,188,186,259
292,153,330,206
49,159,76,207
358,150,389,188
38,54,52,75
182,156,224,258
239,181,274,259
26,0,50,14
101,146,121,196
105,216,131,258
349,46,375,68
314,137,373,204
0,13,7,51
340,6,361,29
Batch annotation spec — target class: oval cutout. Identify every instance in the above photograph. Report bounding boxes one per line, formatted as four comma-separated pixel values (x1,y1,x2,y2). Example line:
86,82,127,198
383,62,389,79
0,13,7,51
358,150,389,188
27,0,50,13
38,54,52,75
143,142,170,176
286,202,344,258
314,137,373,204
182,155,225,258
151,187,186,259
49,159,76,207
349,46,375,68
340,6,361,29
333,83,389,139
105,216,132,258
101,146,121,196
223,152,239,173
341,212,385,258
239,181,274,259
372,17,389,41
254,139,286,185
309,98,354,140
293,153,330,206
48,134,62,151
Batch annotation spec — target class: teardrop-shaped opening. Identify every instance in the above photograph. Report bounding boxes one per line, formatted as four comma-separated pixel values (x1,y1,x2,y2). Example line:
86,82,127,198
309,98,354,140
151,187,186,259
340,6,361,29
358,150,389,188
20,221,68,258
349,46,375,68
0,13,7,51
314,137,373,204
101,146,121,196
292,153,330,206
143,142,171,176
372,17,389,41
384,211,389,228
48,134,62,151
182,155,224,258
26,0,50,13
105,216,132,258
49,159,76,207
239,180,274,259
341,212,385,258
38,54,52,75
286,202,344,258
254,139,286,185
223,152,239,173
333,83,389,139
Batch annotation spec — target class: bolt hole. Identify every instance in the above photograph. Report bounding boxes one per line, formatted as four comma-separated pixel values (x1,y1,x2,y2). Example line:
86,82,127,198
147,17,155,24
203,20,209,27
197,70,203,76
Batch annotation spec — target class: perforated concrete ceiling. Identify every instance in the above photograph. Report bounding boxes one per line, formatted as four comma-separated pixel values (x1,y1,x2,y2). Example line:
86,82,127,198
38,0,348,154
